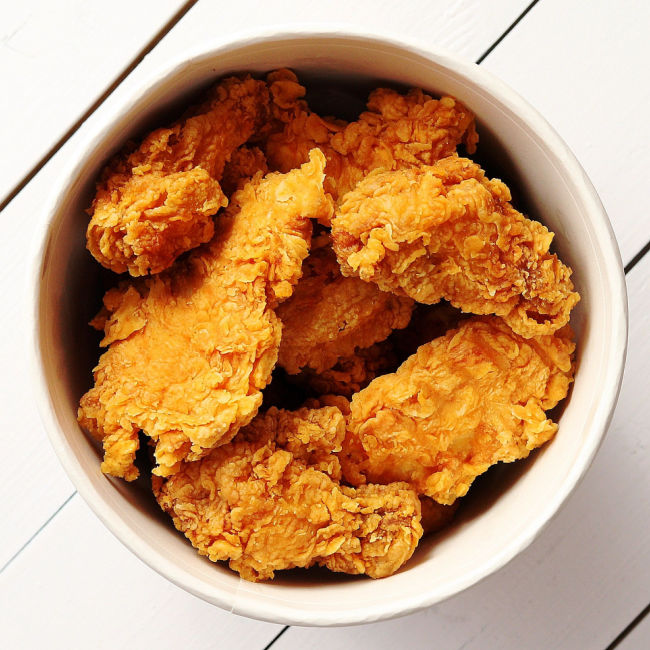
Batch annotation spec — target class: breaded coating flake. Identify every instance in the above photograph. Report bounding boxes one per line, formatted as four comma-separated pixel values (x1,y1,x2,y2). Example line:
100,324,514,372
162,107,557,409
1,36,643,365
341,317,575,505
78,151,332,480
333,156,580,338
155,407,423,581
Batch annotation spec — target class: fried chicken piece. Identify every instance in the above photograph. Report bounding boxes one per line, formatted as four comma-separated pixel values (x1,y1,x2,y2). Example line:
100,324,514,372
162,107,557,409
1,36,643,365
277,237,414,375
340,317,575,505
295,341,398,398
265,70,477,213
294,303,465,398
332,156,580,338
154,406,423,581
419,497,459,536
87,75,271,276
220,145,268,195
78,151,332,480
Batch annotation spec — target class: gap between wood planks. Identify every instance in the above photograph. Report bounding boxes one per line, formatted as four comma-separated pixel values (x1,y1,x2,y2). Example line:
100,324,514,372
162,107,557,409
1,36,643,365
607,602,650,650
475,0,539,64
0,0,199,214
0,493,76,574
1,0,649,646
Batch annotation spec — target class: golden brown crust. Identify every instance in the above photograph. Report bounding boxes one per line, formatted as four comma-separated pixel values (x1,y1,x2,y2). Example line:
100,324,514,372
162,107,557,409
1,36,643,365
78,68,580,584
87,76,270,276
340,316,576,504
332,156,580,338
78,151,331,480
265,71,477,216
277,239,413,375
155,406,423,581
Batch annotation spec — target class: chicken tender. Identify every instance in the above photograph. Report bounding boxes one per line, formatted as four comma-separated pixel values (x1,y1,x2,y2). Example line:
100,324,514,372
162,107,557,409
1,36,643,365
75,66,582,584
154,406,423,581
277,238,414,374
332,156,580,338
265,70,477,212
78,151,332,480
340,317,575,505
87,75,270,276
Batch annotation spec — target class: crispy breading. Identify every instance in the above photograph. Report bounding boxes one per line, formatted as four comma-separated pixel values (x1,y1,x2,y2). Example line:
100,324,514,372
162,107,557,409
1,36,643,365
78,151,332,480
87,76,270,276
261,68,320,133
154,406,423,581
76,67,581,583
293,303,463,398
277,238,413,375
340,317,575,505
332,156,580,338
220,145,268,195
265,70,477,213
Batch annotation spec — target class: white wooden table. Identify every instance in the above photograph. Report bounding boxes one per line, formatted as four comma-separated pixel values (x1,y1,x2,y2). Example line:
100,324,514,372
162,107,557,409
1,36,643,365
1,1,649,648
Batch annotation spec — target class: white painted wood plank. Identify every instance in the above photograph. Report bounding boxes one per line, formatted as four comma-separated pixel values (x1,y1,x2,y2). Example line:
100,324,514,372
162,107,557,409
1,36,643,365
618,610,650,650
6,0,649,645
268,254,650,649
0,0,529,570
0,194,75,568
156,0,530,63
0,0,528,211
0,495,281,649
481,0,650,266
0,0,186,204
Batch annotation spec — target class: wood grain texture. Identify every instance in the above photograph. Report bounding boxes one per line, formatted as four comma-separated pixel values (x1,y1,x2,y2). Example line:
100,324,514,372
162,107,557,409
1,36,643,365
481,0,650,266
0,496,281,648
0,0,187,205
270,253,650,649
0,0,529,571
